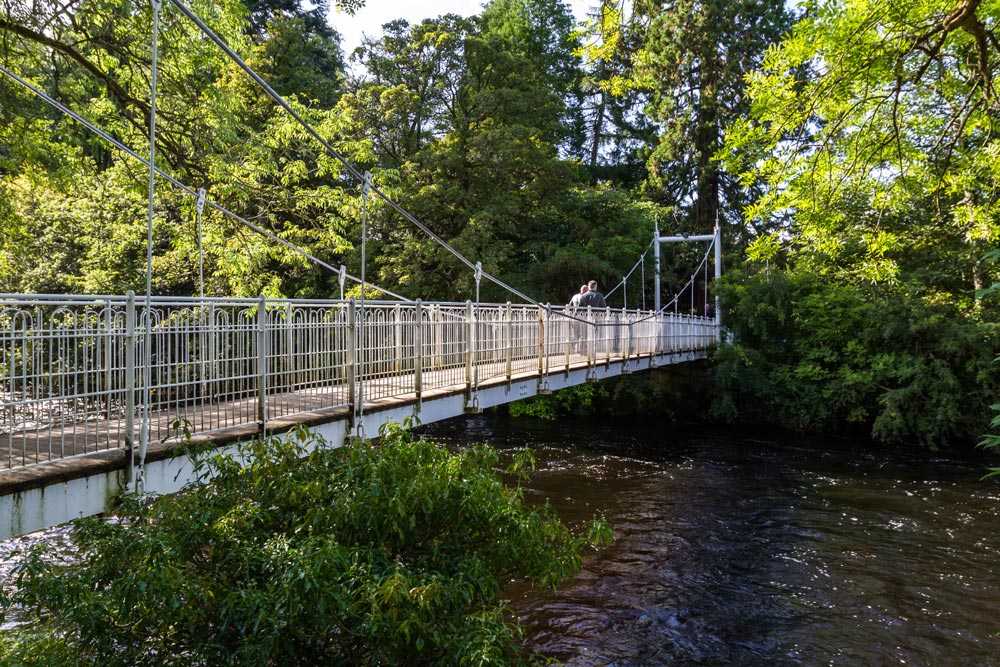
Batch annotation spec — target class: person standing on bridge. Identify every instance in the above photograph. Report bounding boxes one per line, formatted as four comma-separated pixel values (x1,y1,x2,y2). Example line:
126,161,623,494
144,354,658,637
578,280,607,309
577,281,607,356
568,284,589,313
568,284,589,353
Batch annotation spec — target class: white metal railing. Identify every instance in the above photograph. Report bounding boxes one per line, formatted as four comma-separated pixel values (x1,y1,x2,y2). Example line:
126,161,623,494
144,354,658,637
0,293,718,471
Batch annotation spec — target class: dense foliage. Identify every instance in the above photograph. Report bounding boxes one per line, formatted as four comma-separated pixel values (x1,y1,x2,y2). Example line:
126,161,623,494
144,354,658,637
712,0,1000,447
713,266,999,447
0,0,671,304
0,425,611,665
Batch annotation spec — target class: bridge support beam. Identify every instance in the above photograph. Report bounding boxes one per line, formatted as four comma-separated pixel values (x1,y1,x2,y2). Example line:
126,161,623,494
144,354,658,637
653,222,721,321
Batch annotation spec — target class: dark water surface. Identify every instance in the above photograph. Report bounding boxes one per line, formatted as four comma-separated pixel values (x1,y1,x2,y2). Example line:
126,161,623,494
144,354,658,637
421,415,1000,666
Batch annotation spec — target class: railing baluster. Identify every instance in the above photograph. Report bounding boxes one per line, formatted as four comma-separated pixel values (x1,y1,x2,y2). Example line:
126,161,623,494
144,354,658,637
394,304,402,373
505,302,513,381
536,306,544,376
286,302,295,391
257,294,267,435
466,301,473,392
124,292,136,468
543,304,551,378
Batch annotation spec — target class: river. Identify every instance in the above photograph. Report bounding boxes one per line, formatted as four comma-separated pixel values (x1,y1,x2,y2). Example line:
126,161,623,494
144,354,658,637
3,415,999,664
422,414,1000,666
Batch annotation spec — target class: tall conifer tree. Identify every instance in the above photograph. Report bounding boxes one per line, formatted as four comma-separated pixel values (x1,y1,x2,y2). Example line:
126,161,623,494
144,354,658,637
634,0,793,237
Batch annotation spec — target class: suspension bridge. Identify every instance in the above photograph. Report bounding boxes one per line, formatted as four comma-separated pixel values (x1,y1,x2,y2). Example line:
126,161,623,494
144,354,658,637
0,0,722,539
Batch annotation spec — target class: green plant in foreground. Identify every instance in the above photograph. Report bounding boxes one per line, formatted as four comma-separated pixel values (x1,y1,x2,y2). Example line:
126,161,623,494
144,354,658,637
0,424,611,666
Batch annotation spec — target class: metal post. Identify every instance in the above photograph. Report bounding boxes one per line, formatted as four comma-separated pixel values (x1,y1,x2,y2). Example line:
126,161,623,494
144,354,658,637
256,294,267,435
625,320,632,368
207,301,216,394
347,298,356,419
339,265,346,301
505,302,513,381
124,291,136,478
537,306,545,376
586,306,595,368
393,304,402,373
562,306,570,371
714,222,722,337
103,305,113,421
474,263,481,390
434,306,443,369
604,307,611,367
653,219,661,313
415,299,423,399
285,302,295,388
544,304,551,377
465,300,474,391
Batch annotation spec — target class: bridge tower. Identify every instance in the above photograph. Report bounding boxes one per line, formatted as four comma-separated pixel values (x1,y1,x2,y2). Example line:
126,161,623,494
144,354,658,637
653,221,722,330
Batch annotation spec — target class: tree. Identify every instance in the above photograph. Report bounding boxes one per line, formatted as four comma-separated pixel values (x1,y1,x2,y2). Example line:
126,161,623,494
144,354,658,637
348,15,474,165
245,0,349,108
480,0,587,156
704,0,1000,448
0,0,366,297
712,262,1000,447
0,0,253,180
635,0,795,236
0,425,611,666
573,0,659,185
344,9,585,302
724,0,1000,290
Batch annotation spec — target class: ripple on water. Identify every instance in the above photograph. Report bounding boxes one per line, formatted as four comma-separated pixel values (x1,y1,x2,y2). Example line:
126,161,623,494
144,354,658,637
1,524,79,631
421,417,1000,666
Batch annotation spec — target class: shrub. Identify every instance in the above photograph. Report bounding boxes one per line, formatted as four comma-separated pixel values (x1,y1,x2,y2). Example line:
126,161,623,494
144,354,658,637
0,424,610,666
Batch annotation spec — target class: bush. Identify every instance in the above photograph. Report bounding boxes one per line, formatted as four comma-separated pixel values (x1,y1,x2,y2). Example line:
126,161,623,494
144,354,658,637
0,424,610,666
713,268,1000,448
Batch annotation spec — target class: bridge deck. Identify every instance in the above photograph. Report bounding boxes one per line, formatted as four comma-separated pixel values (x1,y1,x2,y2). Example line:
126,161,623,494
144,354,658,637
1,295,717,539
2,295,718,516
1,350,620,476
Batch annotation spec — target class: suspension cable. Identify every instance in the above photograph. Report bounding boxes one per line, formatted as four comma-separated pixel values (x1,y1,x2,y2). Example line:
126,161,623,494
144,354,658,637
168,0,540,305
641,252,646,311
605,239,653,300
703,251,709,315
627,237,715,325
0,64,410,303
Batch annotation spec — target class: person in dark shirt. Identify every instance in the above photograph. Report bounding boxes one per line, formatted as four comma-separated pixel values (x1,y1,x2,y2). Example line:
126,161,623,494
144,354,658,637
578,280,607,309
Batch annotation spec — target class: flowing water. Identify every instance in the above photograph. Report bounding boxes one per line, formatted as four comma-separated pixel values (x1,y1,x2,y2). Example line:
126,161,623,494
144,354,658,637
3,415,999,664
422,415,1000,666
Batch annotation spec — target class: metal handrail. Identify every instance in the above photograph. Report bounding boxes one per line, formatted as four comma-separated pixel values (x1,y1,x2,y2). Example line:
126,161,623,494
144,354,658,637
1,293,718,471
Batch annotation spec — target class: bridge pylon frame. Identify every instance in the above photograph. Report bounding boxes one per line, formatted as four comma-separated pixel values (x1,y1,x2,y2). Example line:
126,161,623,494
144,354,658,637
653,221,722,331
